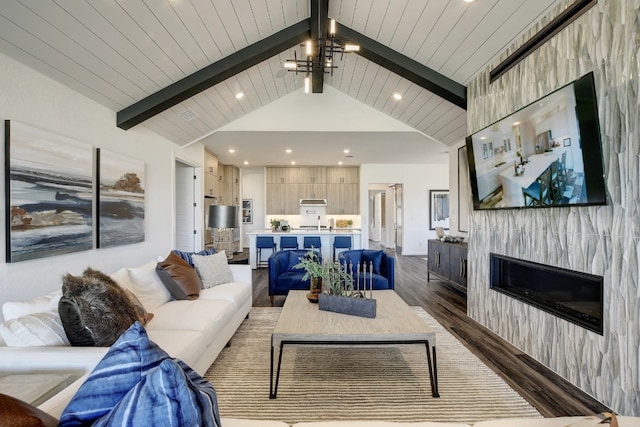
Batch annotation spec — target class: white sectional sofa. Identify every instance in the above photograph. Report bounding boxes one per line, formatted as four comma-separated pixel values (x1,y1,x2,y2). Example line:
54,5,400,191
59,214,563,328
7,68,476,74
0,258,252,419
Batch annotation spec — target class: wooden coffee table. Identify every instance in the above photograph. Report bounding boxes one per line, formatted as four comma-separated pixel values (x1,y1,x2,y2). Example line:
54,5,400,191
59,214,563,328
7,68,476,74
269,290,439,398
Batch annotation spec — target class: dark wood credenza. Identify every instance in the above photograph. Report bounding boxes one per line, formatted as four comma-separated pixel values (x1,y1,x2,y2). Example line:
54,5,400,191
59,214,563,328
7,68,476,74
427,239,468,292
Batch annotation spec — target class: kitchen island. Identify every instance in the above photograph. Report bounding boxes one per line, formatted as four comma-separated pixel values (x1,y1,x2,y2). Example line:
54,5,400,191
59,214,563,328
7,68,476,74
247,229,362,269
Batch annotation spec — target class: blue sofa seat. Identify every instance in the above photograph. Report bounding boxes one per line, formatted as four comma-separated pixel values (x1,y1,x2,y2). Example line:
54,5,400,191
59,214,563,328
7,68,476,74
339,249,395,290
268,250,322,304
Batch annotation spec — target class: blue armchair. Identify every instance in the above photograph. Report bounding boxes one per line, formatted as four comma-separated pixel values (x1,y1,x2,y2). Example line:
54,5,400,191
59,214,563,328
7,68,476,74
339,249,395,290
268,250,322,304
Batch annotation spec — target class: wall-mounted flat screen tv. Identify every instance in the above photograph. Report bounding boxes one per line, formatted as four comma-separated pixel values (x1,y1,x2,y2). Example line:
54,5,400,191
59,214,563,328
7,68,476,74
465,71,606,210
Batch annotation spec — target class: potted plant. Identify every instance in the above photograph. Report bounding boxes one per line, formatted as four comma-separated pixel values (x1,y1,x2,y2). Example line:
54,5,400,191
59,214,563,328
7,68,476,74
294,250,352,301
270,218,281,231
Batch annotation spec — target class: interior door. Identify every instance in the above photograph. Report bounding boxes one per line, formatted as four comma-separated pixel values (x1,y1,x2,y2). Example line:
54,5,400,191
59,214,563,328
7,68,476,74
393,184,403,254
175,161,197,252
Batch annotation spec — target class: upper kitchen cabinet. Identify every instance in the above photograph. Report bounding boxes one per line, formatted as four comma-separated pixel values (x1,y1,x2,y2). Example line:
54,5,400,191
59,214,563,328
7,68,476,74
204,150,219,199
326,167,359,184
297,167,326,184
266,167,301,184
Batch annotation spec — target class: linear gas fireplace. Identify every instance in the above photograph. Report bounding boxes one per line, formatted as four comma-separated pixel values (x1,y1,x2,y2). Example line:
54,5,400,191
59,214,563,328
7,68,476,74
490,253,603,335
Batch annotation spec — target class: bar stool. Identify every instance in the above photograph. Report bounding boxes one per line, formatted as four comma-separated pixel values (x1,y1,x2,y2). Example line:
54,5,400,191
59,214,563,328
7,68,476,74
332,235,352,261
256,236,276,268
303,236,321,251
280,236,298,250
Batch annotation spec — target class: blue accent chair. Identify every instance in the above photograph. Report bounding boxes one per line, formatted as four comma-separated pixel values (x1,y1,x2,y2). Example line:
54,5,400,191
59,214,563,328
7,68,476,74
268,250,322,304
339,249,395,290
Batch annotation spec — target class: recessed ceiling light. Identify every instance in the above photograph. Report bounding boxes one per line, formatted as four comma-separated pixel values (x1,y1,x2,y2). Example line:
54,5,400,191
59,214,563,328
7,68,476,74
463,0,476,3
513,121,521,126
291,161,296,165
235,92,244,99
229,149,235,153
393,93,402,100
243,161,249,165
343,149,350,154
286,149,292,154
338,161,343,165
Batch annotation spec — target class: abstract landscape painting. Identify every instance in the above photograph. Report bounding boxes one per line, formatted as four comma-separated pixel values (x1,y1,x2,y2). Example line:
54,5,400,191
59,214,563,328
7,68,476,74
97,149,145,248
5,121,94,262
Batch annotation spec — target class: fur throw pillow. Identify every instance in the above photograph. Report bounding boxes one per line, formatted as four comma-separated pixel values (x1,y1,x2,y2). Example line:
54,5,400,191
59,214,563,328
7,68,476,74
58,267,139,347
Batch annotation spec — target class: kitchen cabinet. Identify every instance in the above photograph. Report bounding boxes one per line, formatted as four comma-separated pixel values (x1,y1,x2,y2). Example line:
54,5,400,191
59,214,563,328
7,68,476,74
326,183,359,214
427,240,467,292
204,151,220,199
265,166,359,214
222,165,240,206
326,166,358,184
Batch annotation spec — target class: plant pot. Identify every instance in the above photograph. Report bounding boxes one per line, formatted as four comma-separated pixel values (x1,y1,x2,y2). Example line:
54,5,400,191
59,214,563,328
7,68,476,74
318,293,376,318
307,277,322,303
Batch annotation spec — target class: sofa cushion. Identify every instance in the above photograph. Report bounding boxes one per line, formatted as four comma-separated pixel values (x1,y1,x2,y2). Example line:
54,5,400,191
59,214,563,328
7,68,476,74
287,250,308,272
145,299,235,344
109,268,135,293
274,272,310,292
352,273,390,290
2,291,62,322
0,393,58,427
58,268,139,347
123,289,154,325
156,251,202,300
193,251,234,288
0,311,69,347
173,249,216,268
127,261,172,310
199,281,252,308
146,329,206,368
361,250,384,274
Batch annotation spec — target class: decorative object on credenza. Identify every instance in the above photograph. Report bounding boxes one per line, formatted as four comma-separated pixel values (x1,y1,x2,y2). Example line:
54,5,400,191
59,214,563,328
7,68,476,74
209,205,238,259
5,120,94,262
97,149,145,248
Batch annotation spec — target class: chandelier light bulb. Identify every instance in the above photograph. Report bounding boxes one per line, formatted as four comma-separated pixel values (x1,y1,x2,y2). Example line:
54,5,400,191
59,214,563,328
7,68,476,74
329,19,336,35
304,76,311,93
306,40,313,56
344,44,360,52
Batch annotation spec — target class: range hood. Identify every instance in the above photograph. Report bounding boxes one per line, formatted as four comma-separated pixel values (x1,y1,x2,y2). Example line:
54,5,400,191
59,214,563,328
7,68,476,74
299,198,327,207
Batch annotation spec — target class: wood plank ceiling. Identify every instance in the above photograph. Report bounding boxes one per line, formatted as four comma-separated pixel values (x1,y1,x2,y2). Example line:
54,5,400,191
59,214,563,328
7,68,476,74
0,0,562,166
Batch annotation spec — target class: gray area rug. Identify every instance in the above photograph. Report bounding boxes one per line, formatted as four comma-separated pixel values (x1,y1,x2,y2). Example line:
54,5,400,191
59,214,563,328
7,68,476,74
205,307,541,424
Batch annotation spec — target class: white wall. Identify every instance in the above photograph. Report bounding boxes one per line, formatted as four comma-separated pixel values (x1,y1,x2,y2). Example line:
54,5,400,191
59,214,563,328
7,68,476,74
0,52,203,317
240,167,267,248
360,164,449,256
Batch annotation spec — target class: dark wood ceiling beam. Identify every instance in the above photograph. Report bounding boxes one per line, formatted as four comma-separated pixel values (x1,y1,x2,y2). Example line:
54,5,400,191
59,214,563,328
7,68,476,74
338,25,467,110
310,0,329,93
117,20,311,130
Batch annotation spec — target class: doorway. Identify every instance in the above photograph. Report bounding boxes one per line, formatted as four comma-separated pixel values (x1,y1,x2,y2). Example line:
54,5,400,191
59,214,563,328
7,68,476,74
391,184,403,254
175,160,199,252
368,183,402,252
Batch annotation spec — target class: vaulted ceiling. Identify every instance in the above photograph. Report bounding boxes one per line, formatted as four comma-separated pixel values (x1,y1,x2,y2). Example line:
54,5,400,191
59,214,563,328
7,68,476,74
0,0,561,166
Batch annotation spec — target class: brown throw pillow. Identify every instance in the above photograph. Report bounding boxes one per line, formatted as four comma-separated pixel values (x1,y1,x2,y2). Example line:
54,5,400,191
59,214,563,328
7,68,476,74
58,267,139,347
156,251,202,300
0,393,58,427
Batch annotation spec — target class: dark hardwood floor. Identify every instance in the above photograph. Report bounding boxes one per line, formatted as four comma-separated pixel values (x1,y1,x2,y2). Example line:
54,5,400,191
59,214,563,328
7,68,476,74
250,247,610,417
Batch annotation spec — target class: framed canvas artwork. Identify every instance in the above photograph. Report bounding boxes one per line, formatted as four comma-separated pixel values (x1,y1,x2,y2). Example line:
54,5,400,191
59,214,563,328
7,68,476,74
97,149,145,248
429,189,450,231
5,121,94,262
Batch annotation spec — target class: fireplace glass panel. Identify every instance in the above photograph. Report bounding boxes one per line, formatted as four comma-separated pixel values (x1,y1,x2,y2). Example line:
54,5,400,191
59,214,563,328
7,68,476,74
490,253,603,335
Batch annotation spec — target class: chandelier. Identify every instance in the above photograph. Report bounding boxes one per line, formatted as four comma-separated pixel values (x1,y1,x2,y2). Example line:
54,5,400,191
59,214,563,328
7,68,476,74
284,19,359,93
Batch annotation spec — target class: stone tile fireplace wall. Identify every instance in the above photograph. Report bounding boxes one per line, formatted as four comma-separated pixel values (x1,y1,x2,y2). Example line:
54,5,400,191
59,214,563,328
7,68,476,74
466,0,639,415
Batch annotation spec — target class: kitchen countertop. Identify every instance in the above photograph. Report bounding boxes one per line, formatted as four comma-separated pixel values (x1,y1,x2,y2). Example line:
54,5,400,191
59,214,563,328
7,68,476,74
247,229,361,234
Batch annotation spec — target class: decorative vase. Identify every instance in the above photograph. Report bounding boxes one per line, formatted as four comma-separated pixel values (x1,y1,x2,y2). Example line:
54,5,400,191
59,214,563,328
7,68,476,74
306,277,322,303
